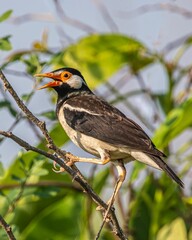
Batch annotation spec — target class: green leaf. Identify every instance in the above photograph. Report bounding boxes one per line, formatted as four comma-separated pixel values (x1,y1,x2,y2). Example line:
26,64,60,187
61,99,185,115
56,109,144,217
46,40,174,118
157,218,187,240
93,168,109,194
11,174,21,182
21,92,33,102
129,161,145,182
0,100,17,116
20,195,83,240
129,174,184,240
39,110,57,121
0,10,12,22
0,35,12,51
51,34,154,89
0,162,4,176
153,97,192,149
22,54,46,75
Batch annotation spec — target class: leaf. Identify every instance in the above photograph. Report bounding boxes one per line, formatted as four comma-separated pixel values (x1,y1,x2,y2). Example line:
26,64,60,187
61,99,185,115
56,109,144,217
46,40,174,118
0,162,4,176
39,110,57,121
51,34,154,89
93,168,109,194
157,218,187,240
0,35,12,51
129,174,185,240
153,97,192,149
19,195,83,240
129,161,145,182
0,122,69,185
21,92,33,102
0,10,12,22
22,54,46,75
0,100,17,116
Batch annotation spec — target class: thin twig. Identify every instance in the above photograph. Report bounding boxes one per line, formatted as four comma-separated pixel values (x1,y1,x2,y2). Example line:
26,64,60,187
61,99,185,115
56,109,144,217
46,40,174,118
10,13,55,24
93,0,119,32
53,0,96,33
118,3,192,19
135,73,162,123
162,32,192,53
0,215,16,240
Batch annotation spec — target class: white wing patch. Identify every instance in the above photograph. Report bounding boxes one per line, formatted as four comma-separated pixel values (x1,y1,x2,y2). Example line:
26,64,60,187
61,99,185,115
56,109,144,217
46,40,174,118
64,103,102,116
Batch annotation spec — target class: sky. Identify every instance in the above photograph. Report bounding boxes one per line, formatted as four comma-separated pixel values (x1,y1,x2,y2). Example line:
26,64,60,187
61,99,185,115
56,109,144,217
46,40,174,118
0,0,192,171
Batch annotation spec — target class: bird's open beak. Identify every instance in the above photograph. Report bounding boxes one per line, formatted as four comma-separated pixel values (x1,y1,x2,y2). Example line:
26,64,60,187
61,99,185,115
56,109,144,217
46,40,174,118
34,72,62,90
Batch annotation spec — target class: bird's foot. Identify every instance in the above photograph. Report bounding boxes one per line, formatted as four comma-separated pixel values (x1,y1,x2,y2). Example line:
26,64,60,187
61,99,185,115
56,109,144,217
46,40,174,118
52,153,75,173
52,161,65,173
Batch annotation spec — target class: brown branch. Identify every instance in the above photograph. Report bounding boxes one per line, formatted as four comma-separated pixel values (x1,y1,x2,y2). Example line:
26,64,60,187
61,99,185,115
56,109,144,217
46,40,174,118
0,181,82,192
0,215,16,240
0,70,127,240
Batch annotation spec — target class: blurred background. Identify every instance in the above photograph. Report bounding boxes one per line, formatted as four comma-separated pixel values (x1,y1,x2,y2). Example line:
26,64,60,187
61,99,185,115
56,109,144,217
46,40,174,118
0,1,192,239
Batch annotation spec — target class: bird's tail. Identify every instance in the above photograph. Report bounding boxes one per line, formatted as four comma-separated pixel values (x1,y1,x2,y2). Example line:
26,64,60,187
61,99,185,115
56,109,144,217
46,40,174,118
147,153,184,188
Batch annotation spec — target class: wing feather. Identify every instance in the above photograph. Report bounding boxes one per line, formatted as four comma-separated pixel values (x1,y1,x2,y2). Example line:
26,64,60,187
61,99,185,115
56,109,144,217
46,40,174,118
63,95,164,157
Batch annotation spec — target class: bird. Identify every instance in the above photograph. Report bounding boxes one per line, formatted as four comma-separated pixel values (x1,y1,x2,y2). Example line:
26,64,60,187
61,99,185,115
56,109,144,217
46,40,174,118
35,67,184,206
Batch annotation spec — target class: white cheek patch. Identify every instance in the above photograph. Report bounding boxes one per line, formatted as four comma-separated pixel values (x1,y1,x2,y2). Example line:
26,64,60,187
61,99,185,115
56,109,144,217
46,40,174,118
67,75,83,89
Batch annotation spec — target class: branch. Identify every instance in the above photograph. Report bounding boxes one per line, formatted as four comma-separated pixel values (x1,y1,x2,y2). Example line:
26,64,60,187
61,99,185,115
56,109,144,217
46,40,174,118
0,181,82,192
0,70,127,239
162,32,192,53
0,215,16,240
93,0,119,32
118,3,192,19
9,13,55,24
53,0,97,33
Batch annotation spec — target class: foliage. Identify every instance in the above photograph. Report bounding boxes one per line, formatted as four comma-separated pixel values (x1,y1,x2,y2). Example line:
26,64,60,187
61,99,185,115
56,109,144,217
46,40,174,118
0,6,192,240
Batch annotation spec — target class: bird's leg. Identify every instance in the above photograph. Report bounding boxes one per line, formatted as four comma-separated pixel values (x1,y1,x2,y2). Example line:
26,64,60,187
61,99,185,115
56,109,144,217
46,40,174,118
107,160,126,206
96,159,126,214
96,160,126,224
52,149,110,173
71,149,110,165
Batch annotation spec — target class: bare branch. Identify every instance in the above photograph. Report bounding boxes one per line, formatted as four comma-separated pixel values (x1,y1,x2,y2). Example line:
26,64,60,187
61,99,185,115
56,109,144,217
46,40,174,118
53,0,97,33
0,215,16,240
162,32,192,53
118,3,192,19
93,0,119,32
0,181,82,192
10,13,55,24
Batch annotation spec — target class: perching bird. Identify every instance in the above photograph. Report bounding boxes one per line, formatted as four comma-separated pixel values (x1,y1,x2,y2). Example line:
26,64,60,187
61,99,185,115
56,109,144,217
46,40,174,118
35,67,184,205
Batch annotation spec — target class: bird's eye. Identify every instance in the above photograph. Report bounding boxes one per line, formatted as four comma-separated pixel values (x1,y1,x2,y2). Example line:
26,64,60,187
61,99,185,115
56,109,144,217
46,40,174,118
61,71,71,80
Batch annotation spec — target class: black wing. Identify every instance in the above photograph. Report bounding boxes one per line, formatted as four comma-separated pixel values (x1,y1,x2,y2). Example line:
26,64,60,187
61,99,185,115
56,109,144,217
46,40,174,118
63,95,164,157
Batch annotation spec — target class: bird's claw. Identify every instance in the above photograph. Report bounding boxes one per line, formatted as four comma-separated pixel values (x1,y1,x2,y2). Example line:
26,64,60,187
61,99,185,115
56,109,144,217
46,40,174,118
52,161,65,173
52,153,75,173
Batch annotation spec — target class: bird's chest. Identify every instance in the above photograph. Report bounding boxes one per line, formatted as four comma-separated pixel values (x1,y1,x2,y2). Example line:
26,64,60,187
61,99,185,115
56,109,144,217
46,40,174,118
58,106,99,156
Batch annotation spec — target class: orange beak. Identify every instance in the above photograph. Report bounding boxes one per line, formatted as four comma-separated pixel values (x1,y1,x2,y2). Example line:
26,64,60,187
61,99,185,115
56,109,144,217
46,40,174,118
34,72,62,90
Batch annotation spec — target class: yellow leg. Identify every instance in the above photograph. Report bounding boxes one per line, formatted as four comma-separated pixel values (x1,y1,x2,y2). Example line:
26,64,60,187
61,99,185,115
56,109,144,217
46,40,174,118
107,160,126,206
53,149,111,173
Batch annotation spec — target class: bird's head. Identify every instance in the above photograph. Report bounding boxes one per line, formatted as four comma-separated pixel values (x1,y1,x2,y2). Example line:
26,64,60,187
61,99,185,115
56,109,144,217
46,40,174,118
35,67,90,97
